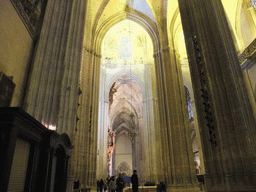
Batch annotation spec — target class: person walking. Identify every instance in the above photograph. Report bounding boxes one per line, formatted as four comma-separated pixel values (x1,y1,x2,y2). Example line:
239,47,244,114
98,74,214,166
131,170,138,192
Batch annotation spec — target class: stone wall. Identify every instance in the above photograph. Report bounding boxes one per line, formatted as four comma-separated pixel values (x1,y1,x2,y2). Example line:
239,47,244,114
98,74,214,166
0,0,34,106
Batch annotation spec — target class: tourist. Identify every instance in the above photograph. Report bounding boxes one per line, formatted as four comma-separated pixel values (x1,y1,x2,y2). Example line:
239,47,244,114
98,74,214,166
131,170,138,192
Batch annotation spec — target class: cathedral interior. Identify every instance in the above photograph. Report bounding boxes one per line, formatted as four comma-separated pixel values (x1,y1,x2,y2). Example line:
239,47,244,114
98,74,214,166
0,0,256,192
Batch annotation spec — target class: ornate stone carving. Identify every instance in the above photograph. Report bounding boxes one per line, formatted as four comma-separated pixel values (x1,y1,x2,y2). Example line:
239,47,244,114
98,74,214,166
238,51,247,64
238,38,256,65
192,36,217,147
244,38,256,58
116,161,132,176
10,0,47,39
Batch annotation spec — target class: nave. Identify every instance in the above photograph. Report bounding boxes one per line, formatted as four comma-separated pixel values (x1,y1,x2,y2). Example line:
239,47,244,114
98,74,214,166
0,0,256,192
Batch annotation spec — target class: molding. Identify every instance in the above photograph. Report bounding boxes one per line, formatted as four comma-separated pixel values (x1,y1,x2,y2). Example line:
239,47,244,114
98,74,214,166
238,51,247,64
244,38,256,59
241,58,255,71
239,38,256,70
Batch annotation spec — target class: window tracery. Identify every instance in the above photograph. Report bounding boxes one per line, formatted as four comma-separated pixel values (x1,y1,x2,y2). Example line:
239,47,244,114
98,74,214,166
119,37,132,59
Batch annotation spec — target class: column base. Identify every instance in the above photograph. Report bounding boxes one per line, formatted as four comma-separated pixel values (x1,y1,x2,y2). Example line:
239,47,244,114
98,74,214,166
203,172,256,192
66,175,75,192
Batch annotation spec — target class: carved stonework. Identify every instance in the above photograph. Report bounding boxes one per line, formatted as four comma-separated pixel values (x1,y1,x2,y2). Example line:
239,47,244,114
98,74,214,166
192,36,217,147
244,38,256,59
10,0,48,39
238,51,247,64
116,162,132,176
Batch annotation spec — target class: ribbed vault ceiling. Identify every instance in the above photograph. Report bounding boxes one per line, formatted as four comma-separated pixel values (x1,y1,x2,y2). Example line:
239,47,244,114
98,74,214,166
109,75,142,132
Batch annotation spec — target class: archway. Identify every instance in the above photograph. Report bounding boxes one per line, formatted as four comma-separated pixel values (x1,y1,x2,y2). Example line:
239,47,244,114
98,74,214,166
96,19,158,183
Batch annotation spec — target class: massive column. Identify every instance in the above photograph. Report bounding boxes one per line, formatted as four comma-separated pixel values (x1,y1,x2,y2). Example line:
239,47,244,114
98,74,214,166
164,42,199,192
23,0,87,191
24,0,87,137
154,19,200,190
178,0,256,191
153,51,171,185
24,0,73,127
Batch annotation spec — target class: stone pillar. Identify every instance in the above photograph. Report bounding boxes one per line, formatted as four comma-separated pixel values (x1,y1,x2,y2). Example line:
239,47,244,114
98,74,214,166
178,0,256,191
153,51,171,185
23,0,87,137
81,47,96,187
24,1,87,191
85,53,101,188
141,61,160,183
161,35,199,191
150,59,164,183
57,0,86,137
24,0,73,126
76,47,98,188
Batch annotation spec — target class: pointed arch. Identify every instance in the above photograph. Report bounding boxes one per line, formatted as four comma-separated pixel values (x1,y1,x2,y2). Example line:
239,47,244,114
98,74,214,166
104,70,145,101
94,10,161,56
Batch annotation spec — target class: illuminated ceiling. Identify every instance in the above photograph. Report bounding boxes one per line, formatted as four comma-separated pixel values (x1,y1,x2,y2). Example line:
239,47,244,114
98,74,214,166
102,19,153,63
88,0,241,56
101,19,150,134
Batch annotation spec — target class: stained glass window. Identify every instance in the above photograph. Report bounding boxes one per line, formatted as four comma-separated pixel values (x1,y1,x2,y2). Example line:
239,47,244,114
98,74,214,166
119,37,132,59
185,86,193,120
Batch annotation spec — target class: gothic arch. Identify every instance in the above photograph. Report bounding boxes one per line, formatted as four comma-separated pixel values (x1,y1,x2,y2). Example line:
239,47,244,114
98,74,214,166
235,0,246,50
235,0,256,49
115,126,134,142
93,10,161,56
111,108,139,131
104,70,146,102
169,7,181,50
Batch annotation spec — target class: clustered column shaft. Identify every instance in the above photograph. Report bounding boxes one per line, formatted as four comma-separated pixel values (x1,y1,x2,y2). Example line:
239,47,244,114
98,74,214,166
178,0,256,191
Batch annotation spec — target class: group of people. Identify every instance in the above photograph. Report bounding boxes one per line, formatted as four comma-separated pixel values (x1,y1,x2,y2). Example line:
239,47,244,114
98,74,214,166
97,176,116,192
97,170,138,192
